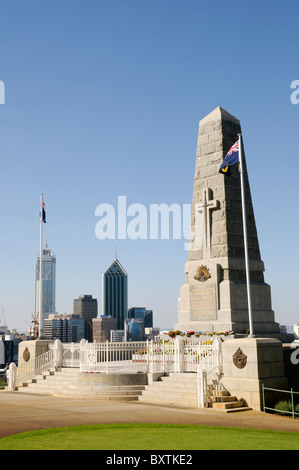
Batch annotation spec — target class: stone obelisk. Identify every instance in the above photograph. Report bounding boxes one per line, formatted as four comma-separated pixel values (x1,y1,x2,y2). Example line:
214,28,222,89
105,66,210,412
175,107,281,336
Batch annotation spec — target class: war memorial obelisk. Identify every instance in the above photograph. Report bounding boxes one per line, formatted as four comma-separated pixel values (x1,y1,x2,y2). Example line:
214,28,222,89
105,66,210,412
175,107,281,337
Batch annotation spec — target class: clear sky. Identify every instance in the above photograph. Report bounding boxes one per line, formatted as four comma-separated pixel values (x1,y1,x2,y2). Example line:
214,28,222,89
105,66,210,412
0,0,298,333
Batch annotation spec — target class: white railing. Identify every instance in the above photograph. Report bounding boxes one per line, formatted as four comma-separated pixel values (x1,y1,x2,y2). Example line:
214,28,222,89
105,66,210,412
9,344,58,389
62,342,81,368
196,339,223,407
8,337,223,407
79,337,222,376
80,340,150,374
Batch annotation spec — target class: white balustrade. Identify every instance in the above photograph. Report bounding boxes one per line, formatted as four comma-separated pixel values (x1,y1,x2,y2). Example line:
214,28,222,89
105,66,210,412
8,337,223,407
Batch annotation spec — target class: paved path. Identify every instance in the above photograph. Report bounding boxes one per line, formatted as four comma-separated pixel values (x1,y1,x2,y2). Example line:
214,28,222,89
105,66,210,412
1,390,299,438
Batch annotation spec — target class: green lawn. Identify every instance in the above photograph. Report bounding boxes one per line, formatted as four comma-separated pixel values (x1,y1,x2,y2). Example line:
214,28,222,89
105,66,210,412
0,423,298,450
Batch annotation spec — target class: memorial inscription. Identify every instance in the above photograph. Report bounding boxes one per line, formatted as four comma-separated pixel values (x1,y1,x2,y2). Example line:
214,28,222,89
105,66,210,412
190,284,217,321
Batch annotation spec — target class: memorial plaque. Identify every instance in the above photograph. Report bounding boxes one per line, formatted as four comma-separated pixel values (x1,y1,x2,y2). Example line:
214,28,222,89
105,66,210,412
190,284,217,321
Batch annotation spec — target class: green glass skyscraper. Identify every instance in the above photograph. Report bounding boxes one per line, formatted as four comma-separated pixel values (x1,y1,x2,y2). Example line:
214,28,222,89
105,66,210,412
102,258,128,330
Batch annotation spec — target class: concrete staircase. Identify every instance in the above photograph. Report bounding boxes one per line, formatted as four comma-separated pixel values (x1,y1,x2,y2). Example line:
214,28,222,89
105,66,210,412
139,373,252,412
139,373,199,407
13,368,146,401
208,382,252,413
13,368,252,411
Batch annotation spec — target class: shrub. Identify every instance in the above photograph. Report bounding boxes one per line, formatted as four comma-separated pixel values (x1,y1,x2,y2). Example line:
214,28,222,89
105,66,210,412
274,400,299,416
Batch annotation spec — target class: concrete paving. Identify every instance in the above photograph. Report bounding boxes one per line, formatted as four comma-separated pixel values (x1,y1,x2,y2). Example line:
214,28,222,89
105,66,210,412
1,390,299,438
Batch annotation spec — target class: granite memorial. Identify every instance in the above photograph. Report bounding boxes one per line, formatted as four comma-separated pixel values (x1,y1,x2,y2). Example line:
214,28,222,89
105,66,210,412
175,107,281,337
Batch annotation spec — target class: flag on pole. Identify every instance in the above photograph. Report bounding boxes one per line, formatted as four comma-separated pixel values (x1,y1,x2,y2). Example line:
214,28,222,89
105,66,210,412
219,140,239,176
41,196,46,223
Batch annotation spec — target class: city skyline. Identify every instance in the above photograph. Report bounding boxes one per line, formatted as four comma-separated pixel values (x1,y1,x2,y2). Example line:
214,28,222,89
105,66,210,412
0,1,298,333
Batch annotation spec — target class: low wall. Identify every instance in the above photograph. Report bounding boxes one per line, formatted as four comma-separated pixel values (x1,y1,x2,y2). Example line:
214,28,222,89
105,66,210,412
18,340,52,366
78,372,150,386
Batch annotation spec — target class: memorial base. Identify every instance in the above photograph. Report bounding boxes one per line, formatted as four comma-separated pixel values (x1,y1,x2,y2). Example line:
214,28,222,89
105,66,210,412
220,338,288,411
18,340,53,367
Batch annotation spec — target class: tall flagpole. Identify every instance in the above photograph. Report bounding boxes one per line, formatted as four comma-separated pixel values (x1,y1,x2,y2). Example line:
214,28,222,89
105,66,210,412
39,193,43,339
238,134,254,337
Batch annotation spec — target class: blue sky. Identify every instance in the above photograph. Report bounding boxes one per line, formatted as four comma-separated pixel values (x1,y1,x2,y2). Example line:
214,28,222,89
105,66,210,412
0,0,298,333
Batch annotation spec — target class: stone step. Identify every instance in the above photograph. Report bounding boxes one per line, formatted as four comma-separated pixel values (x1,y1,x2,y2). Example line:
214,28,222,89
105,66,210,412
209,390,229,397
163,374,197,382
210,395,238,403
141,388,197,399
25,381,145,391
56,391,140,401
212,400,245,410
19,385,142,401
145,382,197,392
138,394,198,407
66,384,145,393
224,406,253,413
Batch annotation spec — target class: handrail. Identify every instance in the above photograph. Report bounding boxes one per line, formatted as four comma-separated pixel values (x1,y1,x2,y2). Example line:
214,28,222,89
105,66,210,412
14,347,56,388
196,339,223,407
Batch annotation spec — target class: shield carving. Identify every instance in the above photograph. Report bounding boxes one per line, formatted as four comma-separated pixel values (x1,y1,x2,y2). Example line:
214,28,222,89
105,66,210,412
23,347,30,362
232,347,247,369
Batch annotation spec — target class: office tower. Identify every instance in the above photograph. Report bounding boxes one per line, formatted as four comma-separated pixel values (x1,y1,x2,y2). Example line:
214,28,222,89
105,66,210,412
125,318,144,341
35,245,56,333
102,258,128,330
110,330,124,342
44,313,85,342
128,307,153,328
73,295,98,342
92,315,117,342
126,307,153,341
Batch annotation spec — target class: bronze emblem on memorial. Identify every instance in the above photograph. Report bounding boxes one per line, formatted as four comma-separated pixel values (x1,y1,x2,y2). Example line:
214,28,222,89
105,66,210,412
232,348,247,369
194,265,211,282
23,347,30,362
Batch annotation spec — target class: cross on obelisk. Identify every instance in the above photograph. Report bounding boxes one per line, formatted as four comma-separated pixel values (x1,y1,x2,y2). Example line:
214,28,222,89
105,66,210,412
195,188,219,258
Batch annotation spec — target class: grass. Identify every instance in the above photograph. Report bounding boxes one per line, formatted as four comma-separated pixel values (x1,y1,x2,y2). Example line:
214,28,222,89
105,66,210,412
0,377,6,389
0,423,298,450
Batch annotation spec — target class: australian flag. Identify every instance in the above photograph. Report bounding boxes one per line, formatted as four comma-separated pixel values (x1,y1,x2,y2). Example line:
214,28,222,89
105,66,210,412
219,140,239,176
41,196,46,223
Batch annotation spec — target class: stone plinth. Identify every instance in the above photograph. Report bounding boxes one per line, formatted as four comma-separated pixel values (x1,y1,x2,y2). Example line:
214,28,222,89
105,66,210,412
18,340,52,367
221,338,288,411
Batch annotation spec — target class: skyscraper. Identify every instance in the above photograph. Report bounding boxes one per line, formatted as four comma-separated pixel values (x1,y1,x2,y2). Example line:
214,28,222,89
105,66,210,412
102,258,128,330
92,315,117,342
43,313,85,343
126,307,153,341
128,307,153,328
35,245,56,333
73,294,98,341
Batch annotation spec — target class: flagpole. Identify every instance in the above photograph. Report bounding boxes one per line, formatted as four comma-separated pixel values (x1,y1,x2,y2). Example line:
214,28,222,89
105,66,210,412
238,134,254,337
39,193,43,339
